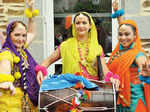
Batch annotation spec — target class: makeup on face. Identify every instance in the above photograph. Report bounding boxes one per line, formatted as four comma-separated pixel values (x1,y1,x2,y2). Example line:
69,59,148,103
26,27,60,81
118,24,136,48
74,14,91,38
10,23,27,50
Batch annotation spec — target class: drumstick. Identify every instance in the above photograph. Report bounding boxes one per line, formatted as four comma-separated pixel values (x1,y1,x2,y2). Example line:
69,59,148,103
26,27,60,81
146,53,150,68
119,94,129,106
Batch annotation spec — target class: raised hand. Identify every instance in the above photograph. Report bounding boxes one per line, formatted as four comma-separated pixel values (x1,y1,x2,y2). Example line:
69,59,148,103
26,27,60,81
26,0,34,10
112,0,118,11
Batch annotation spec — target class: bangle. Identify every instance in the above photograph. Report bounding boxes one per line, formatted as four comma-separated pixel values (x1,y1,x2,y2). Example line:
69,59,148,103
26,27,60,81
112,74,120,80
104,72,120,82
111,9,125,19
0,74,15,83
35,65,48,76
24,8,40,18
104,72,113,82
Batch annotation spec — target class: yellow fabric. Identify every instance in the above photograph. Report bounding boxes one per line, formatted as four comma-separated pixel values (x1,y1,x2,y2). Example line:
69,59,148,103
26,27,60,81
0,49,37,111
60,12,102,76
0,50,13,63
0,87,37,112
0,50,21,80
0,50,15,69
0,74,15,82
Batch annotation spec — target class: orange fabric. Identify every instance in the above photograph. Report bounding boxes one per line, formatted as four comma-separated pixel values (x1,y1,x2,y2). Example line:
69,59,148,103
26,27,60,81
144,84,150,112
65,15,72,30
107,20,144,107
135,99,147,112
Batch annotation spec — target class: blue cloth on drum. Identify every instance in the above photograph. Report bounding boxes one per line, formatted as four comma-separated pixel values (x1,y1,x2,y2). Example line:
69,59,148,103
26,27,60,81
40,73,98,92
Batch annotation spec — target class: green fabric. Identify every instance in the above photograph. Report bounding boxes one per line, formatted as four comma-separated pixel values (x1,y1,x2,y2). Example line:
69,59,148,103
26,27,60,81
117,83,146,112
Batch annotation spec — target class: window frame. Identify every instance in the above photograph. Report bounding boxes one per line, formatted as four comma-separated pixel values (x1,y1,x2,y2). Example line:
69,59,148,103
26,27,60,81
43,0,119,74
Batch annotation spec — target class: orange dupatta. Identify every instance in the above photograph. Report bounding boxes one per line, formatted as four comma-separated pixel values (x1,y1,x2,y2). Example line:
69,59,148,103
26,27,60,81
107,20,145,107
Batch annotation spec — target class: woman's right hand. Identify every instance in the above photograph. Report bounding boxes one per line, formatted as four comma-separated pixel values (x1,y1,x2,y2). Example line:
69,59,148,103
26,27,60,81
26,0,34,10
110,77,120,91
0,82,16,95
112,0,118,12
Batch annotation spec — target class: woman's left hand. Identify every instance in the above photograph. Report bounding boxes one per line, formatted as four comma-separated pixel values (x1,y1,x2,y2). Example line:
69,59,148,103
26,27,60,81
141,64,150,76
137,55,150,76
110,77,120,91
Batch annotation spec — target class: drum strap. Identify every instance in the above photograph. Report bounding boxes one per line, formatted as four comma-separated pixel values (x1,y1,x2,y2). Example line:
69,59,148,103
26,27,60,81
97,55,104,80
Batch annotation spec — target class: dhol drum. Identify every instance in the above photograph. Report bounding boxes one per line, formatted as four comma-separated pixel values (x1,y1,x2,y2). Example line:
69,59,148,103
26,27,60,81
39,80,116,112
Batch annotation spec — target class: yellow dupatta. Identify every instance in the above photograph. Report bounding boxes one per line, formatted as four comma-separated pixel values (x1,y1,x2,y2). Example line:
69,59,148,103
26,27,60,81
60,12,102,76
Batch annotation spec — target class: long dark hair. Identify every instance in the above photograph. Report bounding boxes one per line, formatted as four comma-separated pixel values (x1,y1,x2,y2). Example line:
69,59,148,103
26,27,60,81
119,24,136,35
73,12,91,24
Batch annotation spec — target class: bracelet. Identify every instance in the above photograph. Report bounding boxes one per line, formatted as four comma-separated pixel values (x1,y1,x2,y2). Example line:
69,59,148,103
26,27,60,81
104,72,120,82
35,65,48,76
104,72,113,82
25,8,40,18
111,9,125,19
112,74,120,80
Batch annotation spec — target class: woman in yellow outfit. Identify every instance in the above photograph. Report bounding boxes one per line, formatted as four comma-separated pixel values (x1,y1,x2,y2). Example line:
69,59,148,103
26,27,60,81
37,12,120,90
0,0,42,111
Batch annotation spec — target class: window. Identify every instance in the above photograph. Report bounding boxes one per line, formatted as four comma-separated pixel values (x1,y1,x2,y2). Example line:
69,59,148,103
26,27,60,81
53,0,112,74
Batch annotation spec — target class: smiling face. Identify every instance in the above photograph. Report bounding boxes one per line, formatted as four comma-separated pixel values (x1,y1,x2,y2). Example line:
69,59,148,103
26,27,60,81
118,24,136,48
10,23,27,51
74,13,91,38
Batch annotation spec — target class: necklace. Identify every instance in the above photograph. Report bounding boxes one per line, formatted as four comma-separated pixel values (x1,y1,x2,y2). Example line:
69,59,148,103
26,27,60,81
77,41,89,66
19,49,29,68
18,49,28,91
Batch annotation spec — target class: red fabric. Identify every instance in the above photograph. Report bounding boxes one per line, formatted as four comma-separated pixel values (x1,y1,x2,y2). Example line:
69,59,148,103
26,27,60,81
144,84,150,112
